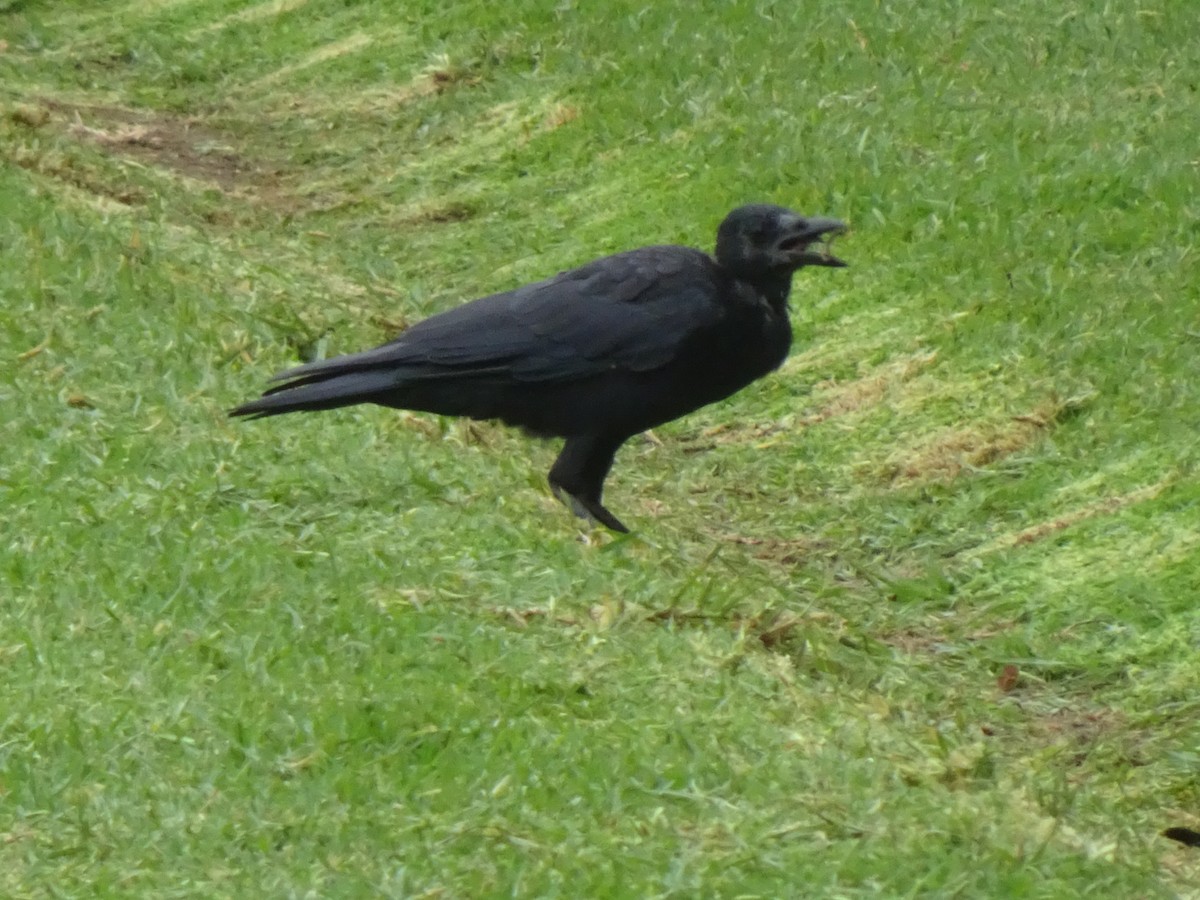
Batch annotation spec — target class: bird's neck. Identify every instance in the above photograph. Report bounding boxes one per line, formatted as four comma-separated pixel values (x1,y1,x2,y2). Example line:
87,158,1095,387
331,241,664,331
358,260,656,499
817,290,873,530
744,272,794,310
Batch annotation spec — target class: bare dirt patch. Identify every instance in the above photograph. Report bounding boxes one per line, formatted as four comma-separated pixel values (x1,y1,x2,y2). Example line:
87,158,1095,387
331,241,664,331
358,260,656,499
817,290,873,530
65,104,278,193
22,99,290,208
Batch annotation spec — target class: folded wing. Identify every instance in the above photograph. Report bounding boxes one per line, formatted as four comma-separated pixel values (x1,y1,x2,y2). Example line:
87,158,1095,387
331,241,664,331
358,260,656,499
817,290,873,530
230,247,723,429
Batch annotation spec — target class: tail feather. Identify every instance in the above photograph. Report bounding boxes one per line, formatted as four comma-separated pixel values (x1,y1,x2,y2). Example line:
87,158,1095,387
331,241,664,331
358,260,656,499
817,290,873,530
229,370,402,419
264,342,416,386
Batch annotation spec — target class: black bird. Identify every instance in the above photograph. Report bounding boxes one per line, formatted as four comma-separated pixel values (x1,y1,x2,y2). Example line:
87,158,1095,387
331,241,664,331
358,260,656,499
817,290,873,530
231,204,847,532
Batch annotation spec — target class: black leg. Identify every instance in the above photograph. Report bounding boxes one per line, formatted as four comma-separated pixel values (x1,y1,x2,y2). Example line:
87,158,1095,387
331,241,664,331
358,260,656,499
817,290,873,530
548,434,630,533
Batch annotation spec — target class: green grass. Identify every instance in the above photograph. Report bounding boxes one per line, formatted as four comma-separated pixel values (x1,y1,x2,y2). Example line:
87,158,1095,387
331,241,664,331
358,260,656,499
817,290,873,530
2,0,1199,895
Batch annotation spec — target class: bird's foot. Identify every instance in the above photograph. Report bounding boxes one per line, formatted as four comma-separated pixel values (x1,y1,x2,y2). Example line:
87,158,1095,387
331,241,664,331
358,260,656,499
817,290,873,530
551,485,630,534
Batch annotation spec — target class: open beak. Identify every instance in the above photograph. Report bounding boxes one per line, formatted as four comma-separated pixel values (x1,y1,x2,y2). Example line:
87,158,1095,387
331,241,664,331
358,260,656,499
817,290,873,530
779,216,848,268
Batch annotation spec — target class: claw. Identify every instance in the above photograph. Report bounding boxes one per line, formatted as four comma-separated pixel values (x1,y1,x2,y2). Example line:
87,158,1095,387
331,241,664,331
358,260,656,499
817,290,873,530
551,484,630,533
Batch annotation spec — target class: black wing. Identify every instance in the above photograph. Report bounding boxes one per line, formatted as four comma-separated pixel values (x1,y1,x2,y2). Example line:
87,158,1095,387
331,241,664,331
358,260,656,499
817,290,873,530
266,246,722,389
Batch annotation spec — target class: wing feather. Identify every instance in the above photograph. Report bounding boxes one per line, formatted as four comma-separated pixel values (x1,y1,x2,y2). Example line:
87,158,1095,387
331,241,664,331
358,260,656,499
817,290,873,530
267,246,723,389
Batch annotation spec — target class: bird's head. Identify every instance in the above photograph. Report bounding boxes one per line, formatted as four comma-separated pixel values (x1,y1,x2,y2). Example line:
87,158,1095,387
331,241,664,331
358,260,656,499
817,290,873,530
714,204,848,278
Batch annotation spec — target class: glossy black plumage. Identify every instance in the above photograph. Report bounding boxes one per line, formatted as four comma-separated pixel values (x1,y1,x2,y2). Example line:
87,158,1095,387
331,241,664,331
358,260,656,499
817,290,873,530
231,204,847,532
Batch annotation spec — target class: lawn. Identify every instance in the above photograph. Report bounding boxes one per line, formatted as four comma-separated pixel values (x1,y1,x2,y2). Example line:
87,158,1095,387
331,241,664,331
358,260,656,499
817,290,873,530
2,0,1199,895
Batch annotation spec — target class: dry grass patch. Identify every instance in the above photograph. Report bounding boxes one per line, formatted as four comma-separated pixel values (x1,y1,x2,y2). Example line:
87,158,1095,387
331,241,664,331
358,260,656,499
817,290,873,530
190,0,312,36
799,350,939,427
879,620,1022,657
882,393,1088,485
715,532,837,568
963,478,1172,559
673,350,938,454
1026,705,1132,765
272,57,484,118
246,32,377,89
485,599,834,655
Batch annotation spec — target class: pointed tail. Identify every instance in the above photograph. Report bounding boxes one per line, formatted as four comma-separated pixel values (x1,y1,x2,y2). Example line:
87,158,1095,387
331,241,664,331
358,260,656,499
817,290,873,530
229,368,402,419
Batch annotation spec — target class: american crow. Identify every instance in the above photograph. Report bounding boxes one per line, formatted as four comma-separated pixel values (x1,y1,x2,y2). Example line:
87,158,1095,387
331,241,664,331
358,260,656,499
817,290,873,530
231,204,847,532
